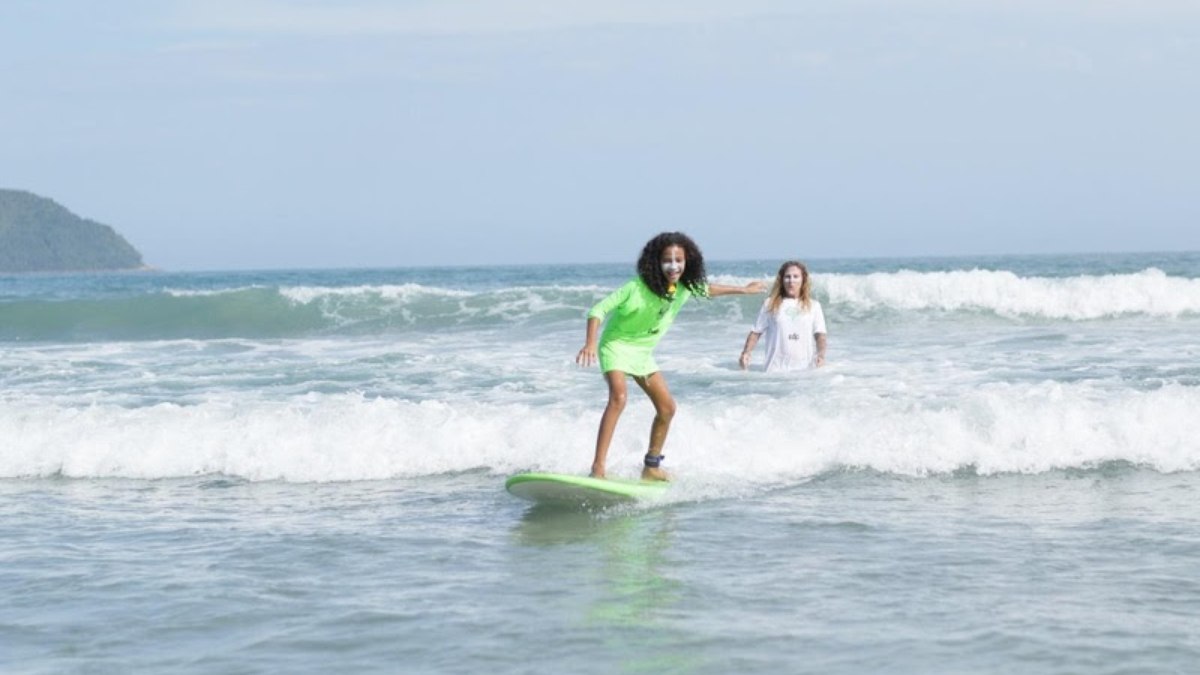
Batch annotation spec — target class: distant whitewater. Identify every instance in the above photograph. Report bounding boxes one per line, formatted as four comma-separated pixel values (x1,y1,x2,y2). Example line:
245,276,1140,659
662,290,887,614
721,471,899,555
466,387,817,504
3,263,1199,343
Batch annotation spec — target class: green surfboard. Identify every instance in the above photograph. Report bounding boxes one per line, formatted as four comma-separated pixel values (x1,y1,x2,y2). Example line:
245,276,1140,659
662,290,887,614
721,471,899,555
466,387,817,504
505,472,668,506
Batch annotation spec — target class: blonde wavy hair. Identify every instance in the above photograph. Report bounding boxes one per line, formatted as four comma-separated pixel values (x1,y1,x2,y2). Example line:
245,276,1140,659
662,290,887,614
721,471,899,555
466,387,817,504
767,260,811,314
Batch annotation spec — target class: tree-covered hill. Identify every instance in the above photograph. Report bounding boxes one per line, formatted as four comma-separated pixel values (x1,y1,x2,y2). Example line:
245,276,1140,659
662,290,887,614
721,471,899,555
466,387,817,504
0,189,145,273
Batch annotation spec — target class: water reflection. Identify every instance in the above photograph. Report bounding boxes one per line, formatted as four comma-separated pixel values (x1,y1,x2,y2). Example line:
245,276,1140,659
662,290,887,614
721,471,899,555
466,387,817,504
511,504,701,673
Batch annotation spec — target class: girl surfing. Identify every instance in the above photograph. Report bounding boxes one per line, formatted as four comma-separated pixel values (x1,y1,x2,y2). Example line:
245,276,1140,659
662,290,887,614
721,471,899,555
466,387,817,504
576,232,765,480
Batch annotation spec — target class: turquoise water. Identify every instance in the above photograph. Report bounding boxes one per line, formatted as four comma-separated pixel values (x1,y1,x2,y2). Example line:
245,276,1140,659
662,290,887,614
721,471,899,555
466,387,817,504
3,252,1200,672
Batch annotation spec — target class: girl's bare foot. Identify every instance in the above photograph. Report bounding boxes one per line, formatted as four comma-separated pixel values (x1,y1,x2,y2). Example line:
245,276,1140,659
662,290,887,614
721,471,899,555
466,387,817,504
589,464,606,479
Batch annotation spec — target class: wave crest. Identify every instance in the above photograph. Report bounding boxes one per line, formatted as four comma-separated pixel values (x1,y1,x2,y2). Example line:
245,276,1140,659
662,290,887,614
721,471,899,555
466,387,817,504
818,268,1200,319
3,268,1197,342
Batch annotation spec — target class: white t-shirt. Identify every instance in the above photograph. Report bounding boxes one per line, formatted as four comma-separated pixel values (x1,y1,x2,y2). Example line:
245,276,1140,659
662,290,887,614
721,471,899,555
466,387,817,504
751,298,827,371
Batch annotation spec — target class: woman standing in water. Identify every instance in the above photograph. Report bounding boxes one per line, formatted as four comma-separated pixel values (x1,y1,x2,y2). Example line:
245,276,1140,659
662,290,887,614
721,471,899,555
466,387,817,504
739,260,827,372
576,232,765,480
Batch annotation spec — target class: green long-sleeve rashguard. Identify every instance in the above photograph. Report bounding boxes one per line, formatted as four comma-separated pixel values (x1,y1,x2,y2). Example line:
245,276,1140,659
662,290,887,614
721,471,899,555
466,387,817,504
587,277,708,376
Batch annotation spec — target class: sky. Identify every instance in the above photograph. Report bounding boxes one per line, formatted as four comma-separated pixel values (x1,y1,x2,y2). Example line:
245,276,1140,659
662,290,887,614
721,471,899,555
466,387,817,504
1,1,1198,270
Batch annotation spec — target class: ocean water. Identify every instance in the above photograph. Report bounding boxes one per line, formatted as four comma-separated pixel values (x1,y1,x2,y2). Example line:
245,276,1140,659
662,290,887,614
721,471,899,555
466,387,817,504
2,252,1200,673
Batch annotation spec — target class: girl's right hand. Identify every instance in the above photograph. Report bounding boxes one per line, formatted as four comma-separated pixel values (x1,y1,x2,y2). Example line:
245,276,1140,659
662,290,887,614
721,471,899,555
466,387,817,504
576,344,598,367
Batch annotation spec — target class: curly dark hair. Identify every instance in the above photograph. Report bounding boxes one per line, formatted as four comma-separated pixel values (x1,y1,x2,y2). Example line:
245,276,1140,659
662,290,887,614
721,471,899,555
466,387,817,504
636,231,708,299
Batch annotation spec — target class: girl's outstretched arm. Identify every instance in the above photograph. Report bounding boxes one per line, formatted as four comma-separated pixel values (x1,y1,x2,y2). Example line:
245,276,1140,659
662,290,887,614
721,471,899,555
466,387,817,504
707,281,766,297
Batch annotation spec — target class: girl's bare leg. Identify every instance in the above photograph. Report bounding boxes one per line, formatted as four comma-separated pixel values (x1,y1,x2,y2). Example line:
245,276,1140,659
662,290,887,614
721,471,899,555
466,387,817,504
590,370,628,478
632,372,676,481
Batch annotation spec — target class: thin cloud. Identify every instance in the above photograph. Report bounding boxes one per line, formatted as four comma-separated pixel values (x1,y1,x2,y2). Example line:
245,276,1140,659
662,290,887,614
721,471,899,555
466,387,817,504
166,0,807,36
163,0,1200,37
157,39,257,54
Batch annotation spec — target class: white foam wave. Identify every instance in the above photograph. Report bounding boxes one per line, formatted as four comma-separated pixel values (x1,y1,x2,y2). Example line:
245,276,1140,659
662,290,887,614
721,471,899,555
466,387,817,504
279,284,472,304
163,286,268,297
279,284,609,328
161,284,470,301
818,268,1200,319
276,283,615,305
2,383,1198,482
0,396,554,481
699,382,1200,477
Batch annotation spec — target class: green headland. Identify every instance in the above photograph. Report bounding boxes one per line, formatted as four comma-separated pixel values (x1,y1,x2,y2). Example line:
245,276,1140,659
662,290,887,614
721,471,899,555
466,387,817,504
0,189,146,273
